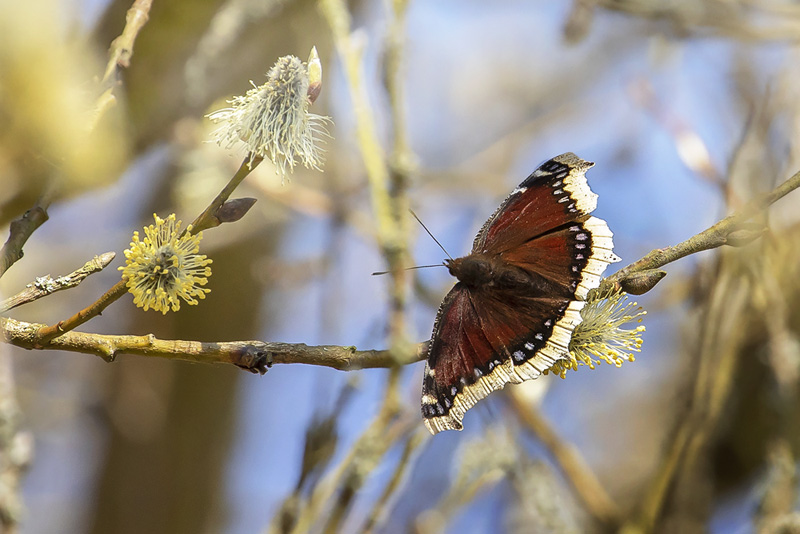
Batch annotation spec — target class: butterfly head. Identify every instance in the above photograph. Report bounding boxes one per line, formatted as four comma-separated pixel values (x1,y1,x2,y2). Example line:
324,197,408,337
444,255,495,288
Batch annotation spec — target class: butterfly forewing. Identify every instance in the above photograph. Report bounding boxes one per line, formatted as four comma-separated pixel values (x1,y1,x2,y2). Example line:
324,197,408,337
473,153,596,255
422,152,620,435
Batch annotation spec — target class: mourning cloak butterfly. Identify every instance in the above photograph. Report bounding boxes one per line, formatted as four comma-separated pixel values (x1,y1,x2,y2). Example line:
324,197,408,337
421,153,619,435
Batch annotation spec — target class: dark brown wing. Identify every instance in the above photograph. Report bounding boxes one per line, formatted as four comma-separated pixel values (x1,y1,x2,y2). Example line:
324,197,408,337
422,153,619,435
473,153,597,254
422,282,584,434
500,217,617,300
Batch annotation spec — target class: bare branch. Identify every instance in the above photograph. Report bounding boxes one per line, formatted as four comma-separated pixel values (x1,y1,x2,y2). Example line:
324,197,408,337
595,168,800,297
2,317,426,372
33,280,128,346
0,252,115,313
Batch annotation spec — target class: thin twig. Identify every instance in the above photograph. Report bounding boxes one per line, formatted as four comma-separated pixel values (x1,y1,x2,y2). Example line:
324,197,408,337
319,0,413,357
91,0,154,130
0,200,50,279
32,280,127,346
360,428,427,534
188,156,262,232
289,370,408,534
0,252,116,313
595,168,800,297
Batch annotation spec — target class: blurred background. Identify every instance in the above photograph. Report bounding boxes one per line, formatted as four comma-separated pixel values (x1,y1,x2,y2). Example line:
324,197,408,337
1,1,800,533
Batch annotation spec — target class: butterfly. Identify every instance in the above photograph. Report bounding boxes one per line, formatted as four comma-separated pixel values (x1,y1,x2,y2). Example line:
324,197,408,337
421,153,619,434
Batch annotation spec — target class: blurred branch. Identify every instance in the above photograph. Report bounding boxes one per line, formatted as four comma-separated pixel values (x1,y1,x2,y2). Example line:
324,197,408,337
0,252,115,313
595,167,800,298
0,350,33,534
92,0,153,130
360,428,427,534
249,176,378,241
508,389,621,527
271,383,356,534
100,0,153,85
575,0,800,42
318,369,406,534
627,250,752,533
0,199,50,279
319,0,413,356
629,79,725,193
319,417,409,533
382,0,415,351
756,440,798,534
415,428,517,534
290,370,408,534
2,316,426,372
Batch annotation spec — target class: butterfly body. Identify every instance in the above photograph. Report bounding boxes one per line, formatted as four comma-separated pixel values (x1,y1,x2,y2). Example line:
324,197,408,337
422,153,619,435
445,255,530,291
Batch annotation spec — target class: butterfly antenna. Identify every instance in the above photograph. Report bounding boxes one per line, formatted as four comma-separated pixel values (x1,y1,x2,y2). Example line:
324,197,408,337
372,264,444,276
410,209,453,260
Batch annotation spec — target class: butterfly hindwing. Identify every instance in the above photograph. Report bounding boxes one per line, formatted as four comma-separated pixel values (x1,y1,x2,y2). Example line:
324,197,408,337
422,283,583,434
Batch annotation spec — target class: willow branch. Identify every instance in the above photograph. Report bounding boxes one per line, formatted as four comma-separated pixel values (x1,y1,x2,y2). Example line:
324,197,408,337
0,252,116,313
0,200,50,279
188,157,262,232
3,317,426,371
32,158,260,345
595,168,800,297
